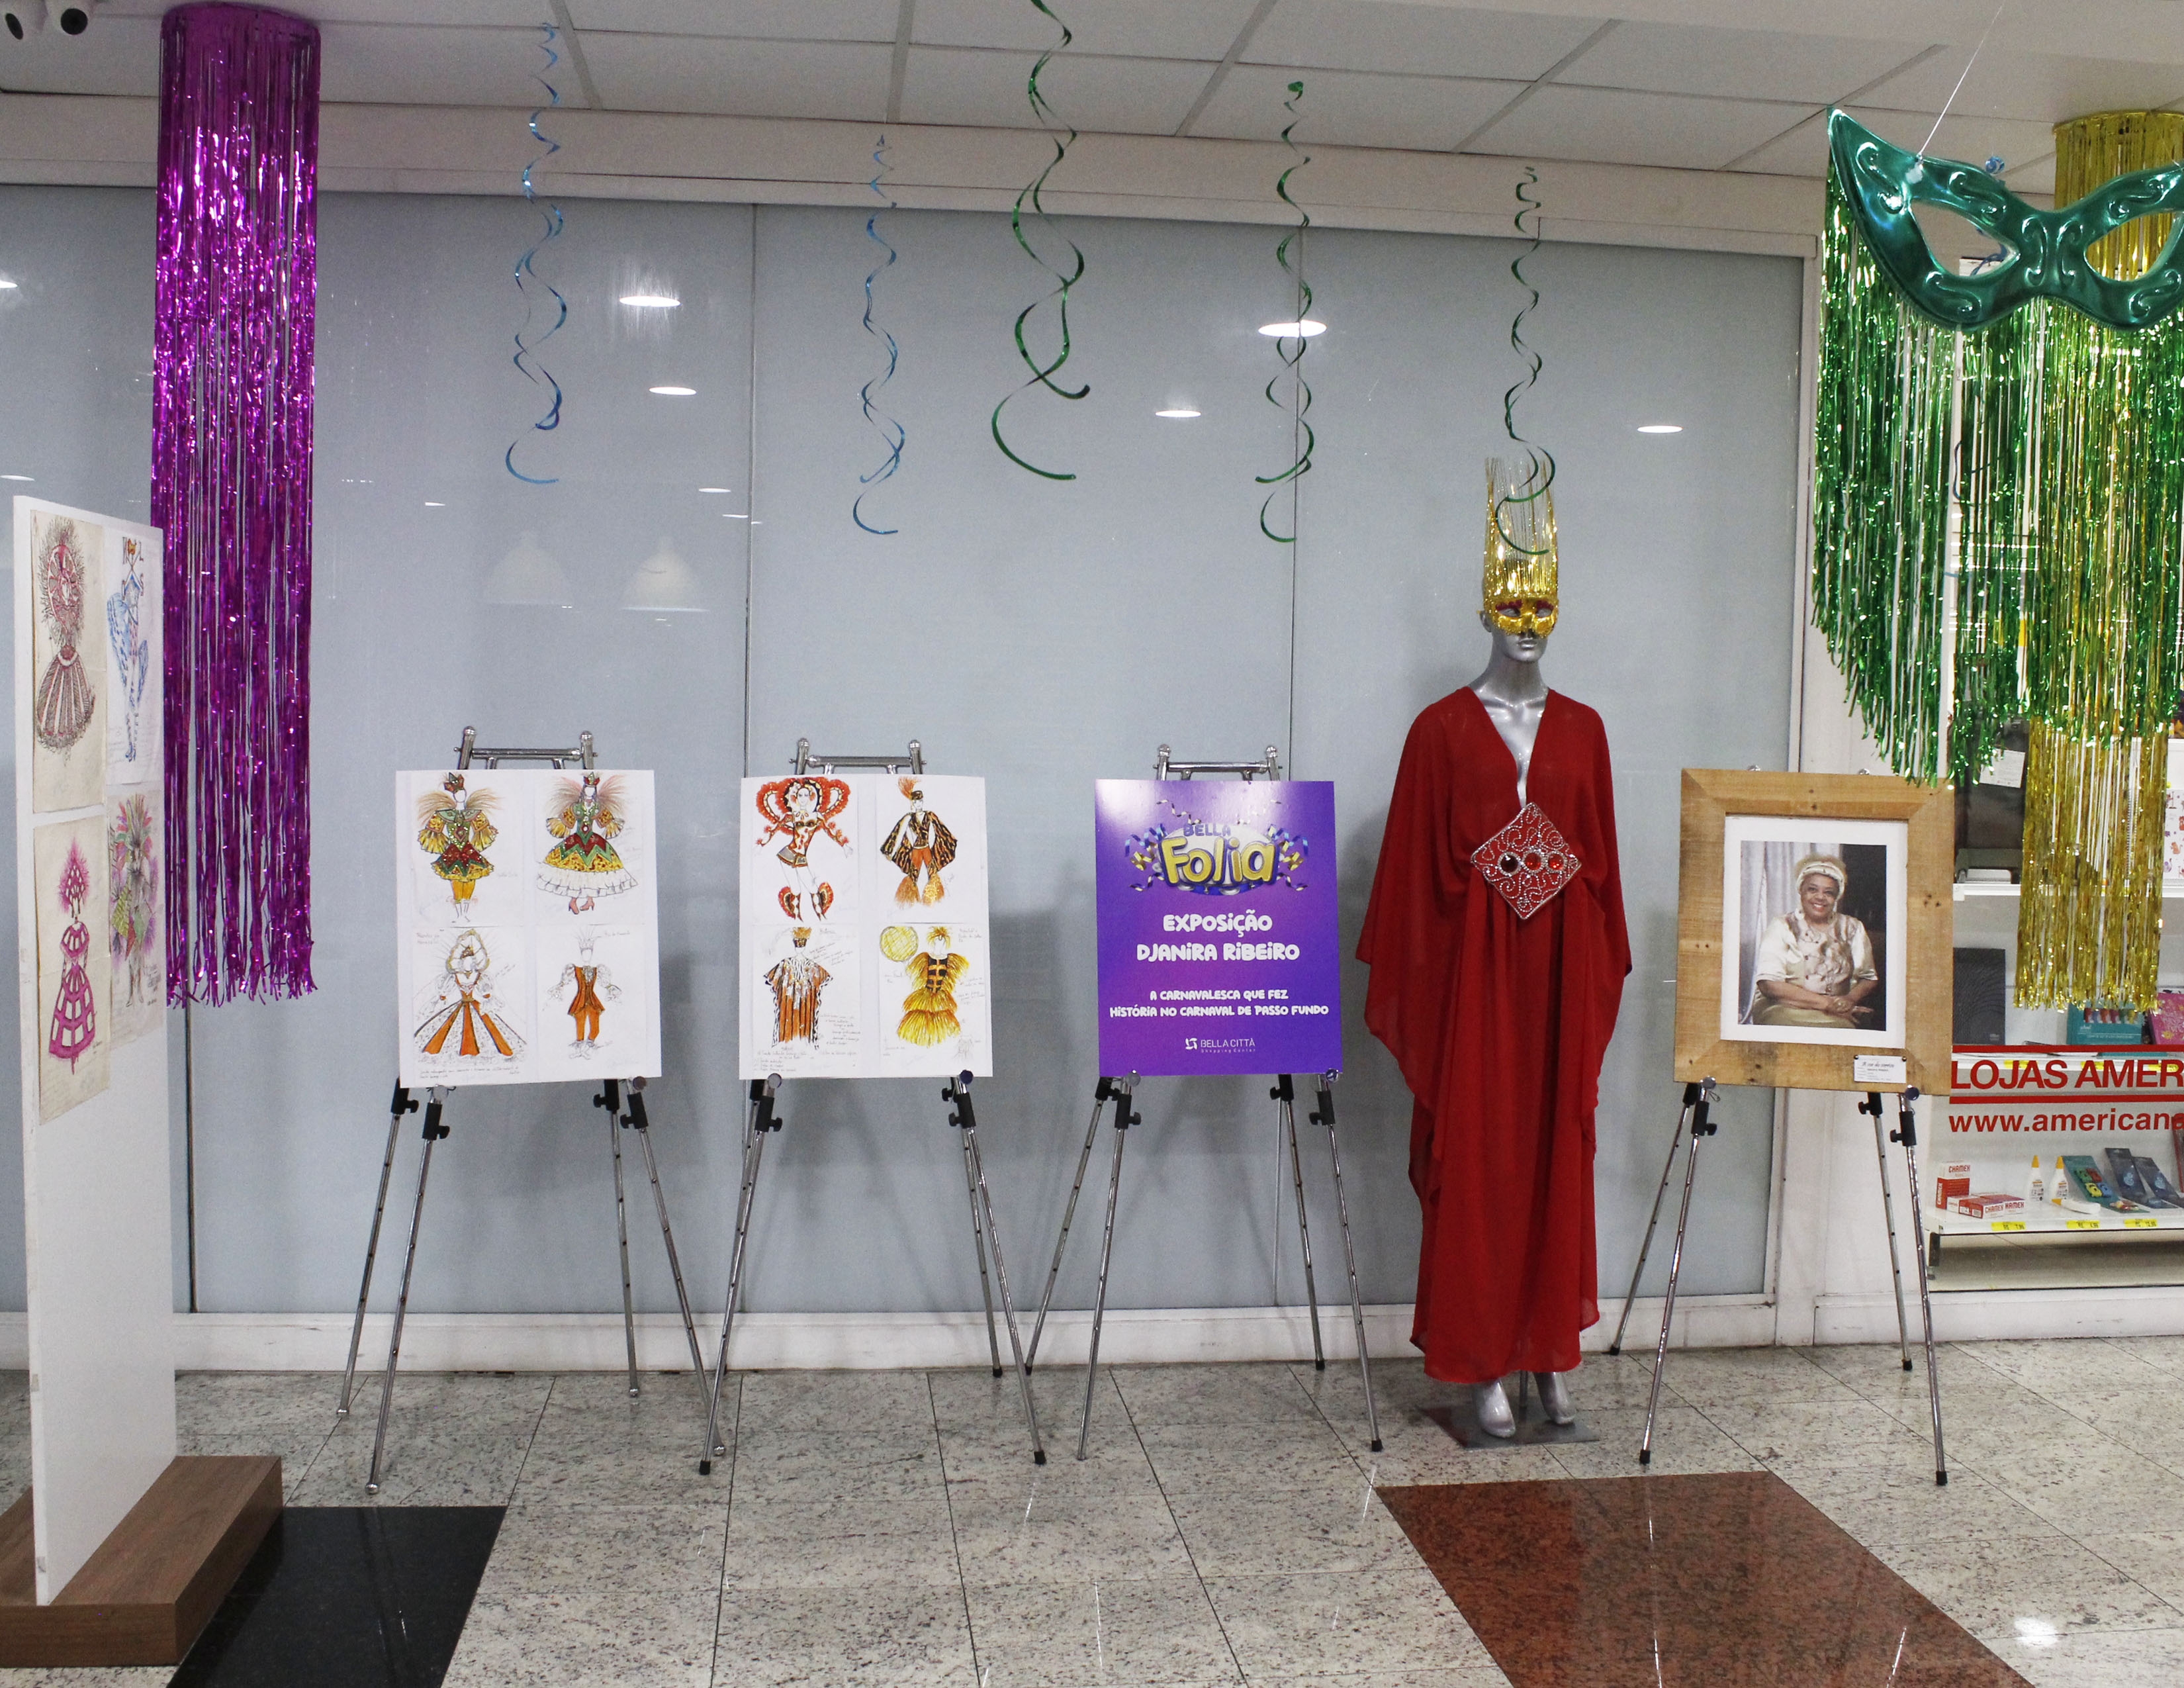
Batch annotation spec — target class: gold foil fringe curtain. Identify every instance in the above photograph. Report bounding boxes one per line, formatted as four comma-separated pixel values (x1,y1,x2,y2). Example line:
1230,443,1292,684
1813,111,2184,1009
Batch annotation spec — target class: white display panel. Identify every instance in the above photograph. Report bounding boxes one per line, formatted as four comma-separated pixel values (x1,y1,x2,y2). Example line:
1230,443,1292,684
13,495,175,1603
739,773,993,1079
394,767,662,1086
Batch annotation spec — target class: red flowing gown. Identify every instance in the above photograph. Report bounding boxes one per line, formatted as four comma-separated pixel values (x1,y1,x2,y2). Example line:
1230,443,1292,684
1357,687,1631,1383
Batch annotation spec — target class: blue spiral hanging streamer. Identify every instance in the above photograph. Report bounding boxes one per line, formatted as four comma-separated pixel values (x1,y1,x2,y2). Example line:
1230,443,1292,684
1255,82,1314,544
1495,167,1554,551
991,0,1087,481
854,136,905,536
505,24,567,486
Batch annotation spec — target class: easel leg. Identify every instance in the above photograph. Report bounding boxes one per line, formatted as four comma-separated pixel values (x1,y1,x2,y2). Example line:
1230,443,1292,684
1641,1080,1715,1466
1077,1078,1136,1463
1608,1083,1697,1356
1314,1077,1381,1453
946,1078,1046,1465
606,1088,640,1398
701,1081,776,1474
338,1085,417,1419
368,1090,448,1495
1891,1090,1948,1485
1028,1081,1111,1370
628,1088,707,1377
1273,1076,1324,1370
1860,1091,1915,1372
961,1126,1003,1377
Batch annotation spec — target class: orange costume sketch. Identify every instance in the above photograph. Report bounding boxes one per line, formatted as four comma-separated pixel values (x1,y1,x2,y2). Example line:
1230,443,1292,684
895,926,967,1047
880,778,958,906
765,928,832,1043
555,931,620,1049
416,774,499,908
754,775,851,921
416,929,525,1059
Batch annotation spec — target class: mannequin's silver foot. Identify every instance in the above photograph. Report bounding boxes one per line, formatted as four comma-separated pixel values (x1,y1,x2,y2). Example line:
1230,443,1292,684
1533,1370,1575,1425
1474,1379,1516,1438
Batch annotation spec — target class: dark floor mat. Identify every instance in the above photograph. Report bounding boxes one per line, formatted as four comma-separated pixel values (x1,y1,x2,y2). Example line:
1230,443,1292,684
169,1506,503,1688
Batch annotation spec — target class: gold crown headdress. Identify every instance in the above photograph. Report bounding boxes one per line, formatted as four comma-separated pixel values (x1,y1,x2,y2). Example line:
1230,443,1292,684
1482,455,1559,637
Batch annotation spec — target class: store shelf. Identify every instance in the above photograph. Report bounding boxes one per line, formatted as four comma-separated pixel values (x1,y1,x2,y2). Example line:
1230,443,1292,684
1953,882,2184,900
1929,1205,2184,1238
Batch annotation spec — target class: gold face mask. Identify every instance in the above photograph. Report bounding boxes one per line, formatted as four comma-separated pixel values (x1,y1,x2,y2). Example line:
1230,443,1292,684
1482,455,1559,637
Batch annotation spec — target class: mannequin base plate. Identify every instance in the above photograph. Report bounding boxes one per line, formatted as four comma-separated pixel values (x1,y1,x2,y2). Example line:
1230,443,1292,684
1422,1385,1598,1450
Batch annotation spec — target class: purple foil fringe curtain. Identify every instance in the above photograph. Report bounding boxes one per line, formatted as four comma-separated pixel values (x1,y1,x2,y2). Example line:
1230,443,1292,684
153,3,319,1003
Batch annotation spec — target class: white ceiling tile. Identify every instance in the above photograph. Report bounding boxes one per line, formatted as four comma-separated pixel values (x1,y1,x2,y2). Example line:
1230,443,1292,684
586,35,891,118
1727,116,1829,177
318,23,559,107
1559,23,1927,105
913,0,1257,61
897,47,1211,134
1844,105,2064,190
0,13,158,97
1858,47,2184,128
108,0,551,23
567,1,898,42
1469,85,1808,172
1190,62,1516,151
1244,1,1604,81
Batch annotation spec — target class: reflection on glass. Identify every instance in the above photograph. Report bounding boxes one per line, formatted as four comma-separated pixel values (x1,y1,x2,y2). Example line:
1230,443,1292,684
482,530,572,608
621,536,704,614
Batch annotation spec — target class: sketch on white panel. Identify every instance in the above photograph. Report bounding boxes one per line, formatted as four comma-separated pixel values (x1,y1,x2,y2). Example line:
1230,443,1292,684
35,816,111,1119
104,533,154,776
107,791,163,1045
394,767,661,1086
751,774,855,922
738,773,993,1080
29,510,105,814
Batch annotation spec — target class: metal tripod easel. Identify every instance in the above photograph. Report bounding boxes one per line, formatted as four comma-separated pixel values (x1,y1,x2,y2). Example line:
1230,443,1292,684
696,738,1045,1472
1024,746,1383,1462
335,727,707,1495
1610,1079,1946,1484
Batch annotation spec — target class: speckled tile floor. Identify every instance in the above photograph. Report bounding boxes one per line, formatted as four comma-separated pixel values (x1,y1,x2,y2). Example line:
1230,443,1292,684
0,1340,2181,1684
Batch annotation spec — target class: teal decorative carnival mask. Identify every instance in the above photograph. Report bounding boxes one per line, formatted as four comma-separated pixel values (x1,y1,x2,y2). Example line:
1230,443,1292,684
1830,110,2184,330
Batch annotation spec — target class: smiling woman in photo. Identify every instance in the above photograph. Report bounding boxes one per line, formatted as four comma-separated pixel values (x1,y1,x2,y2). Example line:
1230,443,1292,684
1747,853,1879,1029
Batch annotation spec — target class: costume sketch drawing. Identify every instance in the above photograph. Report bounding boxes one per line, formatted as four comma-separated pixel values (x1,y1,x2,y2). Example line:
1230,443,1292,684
108,792,163,1045
885,925,968,1045
34,816,111,1119
766,927,832,1043
539,772,636,914
29,511,105,813
105,535,152,771
554,931,619,1051
753,775,852,920
416,773,500,911
880,778,957,905
415,929,526,1062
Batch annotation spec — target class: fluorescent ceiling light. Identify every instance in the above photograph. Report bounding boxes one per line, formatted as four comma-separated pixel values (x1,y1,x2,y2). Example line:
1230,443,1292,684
1155,407,1201,419
650,385,696,396
0,279,18,291
698,486,731,492
620,293,680,308
1637,423,1683,434
723,512,750,520
1257,320,1325,338
1,474,32,481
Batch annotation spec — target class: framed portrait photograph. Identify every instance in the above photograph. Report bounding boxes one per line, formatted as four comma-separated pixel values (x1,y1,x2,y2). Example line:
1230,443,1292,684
1719,816,1908,1050
1674,770,1952,1094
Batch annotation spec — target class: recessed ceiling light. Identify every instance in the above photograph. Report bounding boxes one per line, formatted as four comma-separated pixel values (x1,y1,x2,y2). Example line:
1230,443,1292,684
1155,407,1201,419
1,474,31,482
620,293,680,308
650,385,696,396
1257,320,1326,338
1637,423,1683,434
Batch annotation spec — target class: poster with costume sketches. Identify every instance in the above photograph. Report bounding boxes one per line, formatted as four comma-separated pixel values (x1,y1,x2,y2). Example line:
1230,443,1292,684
394,767,661,1086
739,773,991,1079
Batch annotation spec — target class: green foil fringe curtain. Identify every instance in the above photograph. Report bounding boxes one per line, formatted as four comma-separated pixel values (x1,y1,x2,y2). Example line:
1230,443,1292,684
1813,117,2184,1010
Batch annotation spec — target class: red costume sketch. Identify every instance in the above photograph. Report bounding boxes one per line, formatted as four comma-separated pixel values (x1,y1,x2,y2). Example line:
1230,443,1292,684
895,926,968,1047
416,774,498,908
1358,688,1629,1385
555,931,619,1050
880,778,958,906
416,929,525,1060
48,840,96,1068
754,775,850,921
765,927,831,1043
540,772,636,914
33,517,95,753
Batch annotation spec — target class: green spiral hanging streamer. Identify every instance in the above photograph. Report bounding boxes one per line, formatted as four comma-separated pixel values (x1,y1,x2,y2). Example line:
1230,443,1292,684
991,0,1087,481
1255,83,1314,543
1494,169,1555,554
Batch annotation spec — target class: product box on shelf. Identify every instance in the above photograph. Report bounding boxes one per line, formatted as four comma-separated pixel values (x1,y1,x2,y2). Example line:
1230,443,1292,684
1936,1162,1974,1205
1952,1192,2024,1219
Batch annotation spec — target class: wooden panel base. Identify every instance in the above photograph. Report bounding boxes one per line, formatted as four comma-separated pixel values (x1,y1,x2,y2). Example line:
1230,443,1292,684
0,1454,281,1665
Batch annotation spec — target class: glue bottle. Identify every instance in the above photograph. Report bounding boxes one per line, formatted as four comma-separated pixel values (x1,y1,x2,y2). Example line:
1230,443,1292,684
2054,1156,2071,1207
2026,1154,2045,1206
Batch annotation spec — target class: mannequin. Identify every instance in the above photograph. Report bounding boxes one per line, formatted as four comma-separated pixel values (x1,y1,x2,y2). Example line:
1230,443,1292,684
1358,462,1630,1437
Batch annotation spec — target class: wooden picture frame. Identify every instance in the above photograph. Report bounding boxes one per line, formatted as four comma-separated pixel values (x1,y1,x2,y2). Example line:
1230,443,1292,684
1674,769,1953,1094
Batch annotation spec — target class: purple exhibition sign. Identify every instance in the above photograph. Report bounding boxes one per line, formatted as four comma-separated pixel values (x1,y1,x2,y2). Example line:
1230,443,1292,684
1095,779,1343,1078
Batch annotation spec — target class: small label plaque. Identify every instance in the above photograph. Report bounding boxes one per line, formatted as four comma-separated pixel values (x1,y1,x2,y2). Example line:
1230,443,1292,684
1852,1055,1909,1086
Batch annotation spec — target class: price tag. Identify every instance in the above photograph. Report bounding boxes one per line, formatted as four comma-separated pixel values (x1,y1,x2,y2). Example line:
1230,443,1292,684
2067,1219,2102,1230
2127,1217,2160,1229
1989,1220,2026,1232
